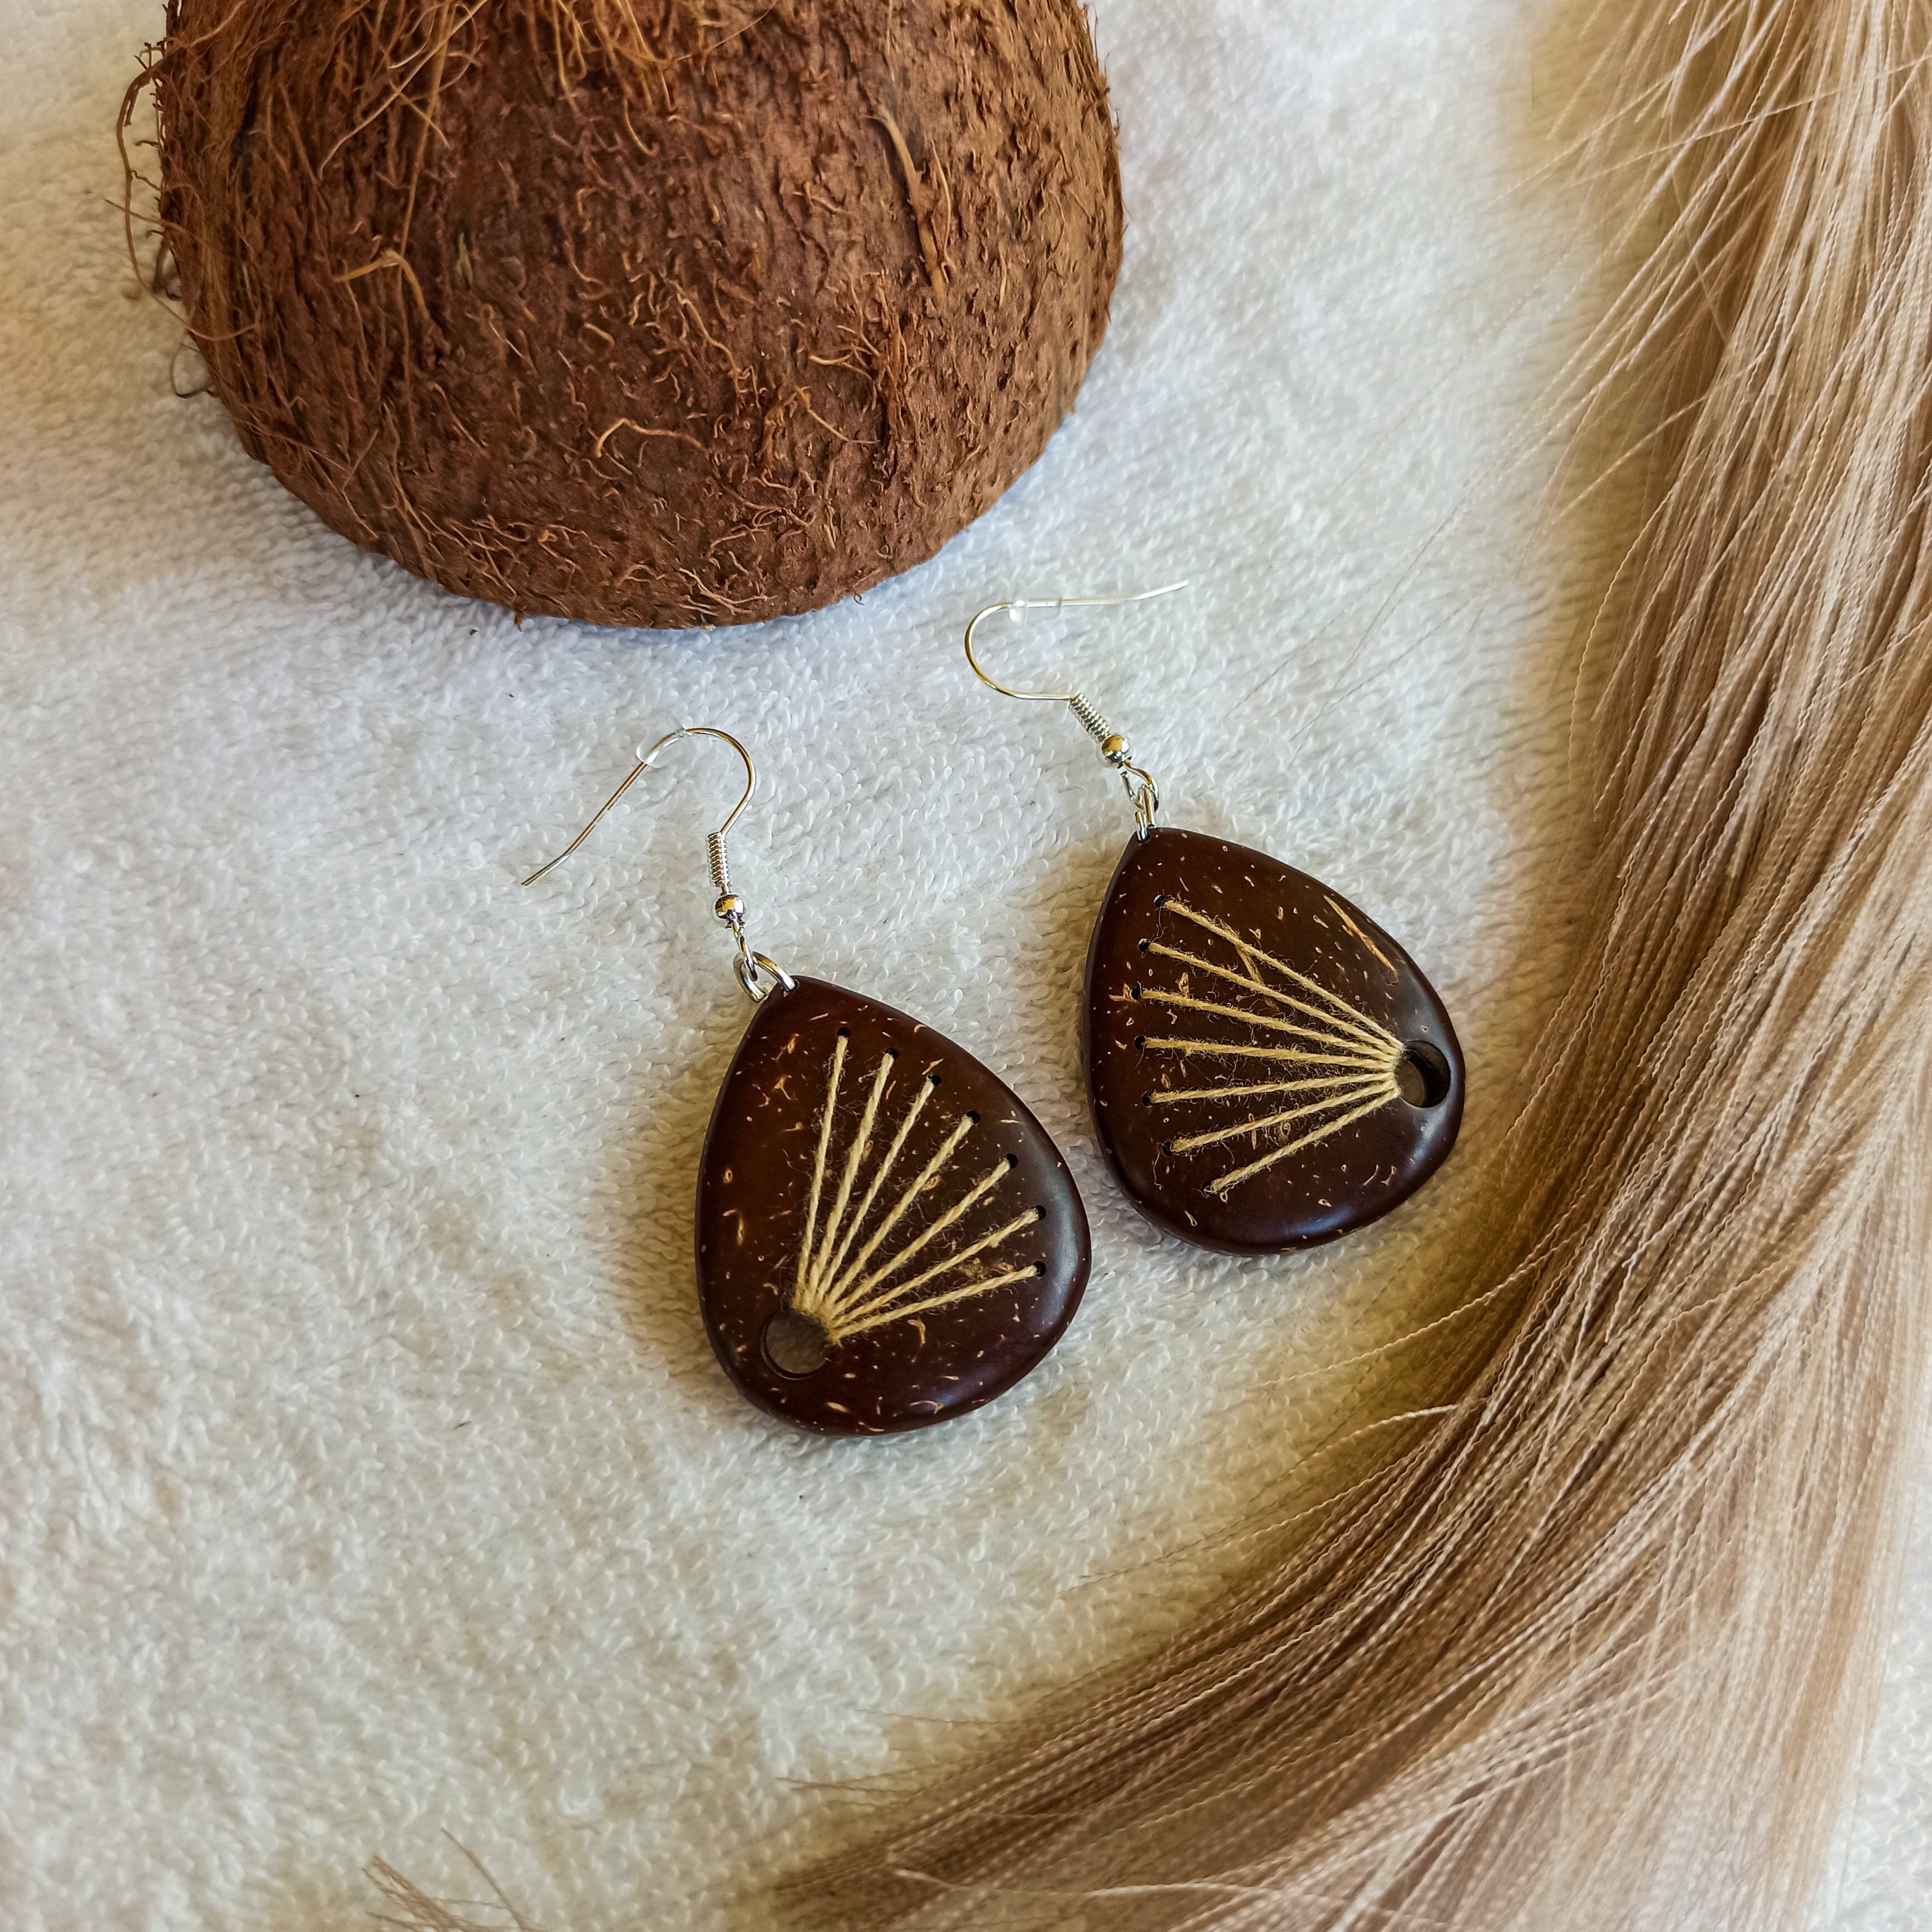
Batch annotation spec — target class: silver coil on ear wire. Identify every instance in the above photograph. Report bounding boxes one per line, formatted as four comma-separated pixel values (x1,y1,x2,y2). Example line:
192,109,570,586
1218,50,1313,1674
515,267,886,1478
522,726,796,1003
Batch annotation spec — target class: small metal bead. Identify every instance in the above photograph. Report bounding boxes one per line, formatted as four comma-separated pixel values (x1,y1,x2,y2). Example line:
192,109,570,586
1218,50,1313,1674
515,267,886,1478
714,893,746,924
1101,733,1131,766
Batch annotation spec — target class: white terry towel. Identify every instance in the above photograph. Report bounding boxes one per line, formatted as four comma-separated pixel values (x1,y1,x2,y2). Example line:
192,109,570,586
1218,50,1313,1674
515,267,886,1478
1,1,1925,1925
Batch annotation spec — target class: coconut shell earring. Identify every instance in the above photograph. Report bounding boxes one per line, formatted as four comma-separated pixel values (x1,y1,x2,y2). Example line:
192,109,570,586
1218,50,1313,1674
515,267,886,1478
965,591,1465,1256
524,727,1090,1436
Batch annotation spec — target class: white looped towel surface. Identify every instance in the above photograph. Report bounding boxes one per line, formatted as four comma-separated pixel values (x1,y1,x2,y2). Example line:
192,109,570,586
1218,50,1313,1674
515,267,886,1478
0,1,1925,1926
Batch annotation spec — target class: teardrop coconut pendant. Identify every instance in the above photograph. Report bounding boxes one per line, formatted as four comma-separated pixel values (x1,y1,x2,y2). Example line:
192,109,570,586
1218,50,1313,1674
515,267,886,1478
698,977,1091,1435
1083,827,1463,1255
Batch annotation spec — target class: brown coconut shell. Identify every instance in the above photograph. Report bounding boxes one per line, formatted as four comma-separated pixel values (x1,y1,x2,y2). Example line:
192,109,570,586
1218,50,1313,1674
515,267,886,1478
138,0,1122,628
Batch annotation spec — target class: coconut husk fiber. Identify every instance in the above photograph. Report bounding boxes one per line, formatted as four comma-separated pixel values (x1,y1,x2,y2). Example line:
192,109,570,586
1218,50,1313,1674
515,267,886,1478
131,0,1121,628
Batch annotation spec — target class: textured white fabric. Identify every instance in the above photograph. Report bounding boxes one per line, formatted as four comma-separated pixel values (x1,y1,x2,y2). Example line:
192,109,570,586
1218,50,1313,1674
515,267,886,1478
1,2,1925,1926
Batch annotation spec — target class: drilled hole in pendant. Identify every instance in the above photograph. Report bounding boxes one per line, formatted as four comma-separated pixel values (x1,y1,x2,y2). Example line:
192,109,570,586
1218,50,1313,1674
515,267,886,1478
763,1308,830,1378
1397,1041,1453,1108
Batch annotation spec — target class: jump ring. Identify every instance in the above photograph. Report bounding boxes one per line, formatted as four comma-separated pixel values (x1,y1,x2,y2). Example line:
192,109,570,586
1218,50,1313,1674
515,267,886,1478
734,943,796,1003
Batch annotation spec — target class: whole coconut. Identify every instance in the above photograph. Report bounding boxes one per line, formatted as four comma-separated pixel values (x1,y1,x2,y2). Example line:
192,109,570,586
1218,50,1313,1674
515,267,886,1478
145,0,1122,628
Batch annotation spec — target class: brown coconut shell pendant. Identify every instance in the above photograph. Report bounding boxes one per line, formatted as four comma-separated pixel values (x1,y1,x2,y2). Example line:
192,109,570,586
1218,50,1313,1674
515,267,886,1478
524,727,1089,1437
963,589,1464,1258
1083,827,1463,1255
698,978,1089,1433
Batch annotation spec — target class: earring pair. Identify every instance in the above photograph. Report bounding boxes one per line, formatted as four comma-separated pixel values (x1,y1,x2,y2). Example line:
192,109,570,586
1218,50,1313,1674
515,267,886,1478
524,592,1462,1438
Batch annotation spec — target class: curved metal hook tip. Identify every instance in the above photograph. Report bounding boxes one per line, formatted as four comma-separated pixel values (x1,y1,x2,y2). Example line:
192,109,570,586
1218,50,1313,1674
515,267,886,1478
521,724,757,886
963,582,1189,702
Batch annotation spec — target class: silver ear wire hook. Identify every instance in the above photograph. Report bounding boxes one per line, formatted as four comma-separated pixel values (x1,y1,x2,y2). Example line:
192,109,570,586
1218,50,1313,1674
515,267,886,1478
522,725,796,1003
963,583,1187,837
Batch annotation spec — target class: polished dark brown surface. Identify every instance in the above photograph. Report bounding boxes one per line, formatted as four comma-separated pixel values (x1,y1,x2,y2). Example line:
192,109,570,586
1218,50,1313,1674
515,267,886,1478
697,977,1090,1434
1082,827,1463,1255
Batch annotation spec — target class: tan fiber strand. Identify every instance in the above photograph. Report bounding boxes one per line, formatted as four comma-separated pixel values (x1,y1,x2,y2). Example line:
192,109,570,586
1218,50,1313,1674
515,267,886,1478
794,1026,848,1305
836,1211,1043,1325
1136,989,1395,1062
1160,901,1404,1043
1145,942,1398,1052
1140,1036,1406,1068
815,1072,938,1293
1205,1088,1407,1197
1154,1073,1392,1106
817,1115,977,1309
833,1160,1016,1312
810,1048,894,1291
839,1214,1043,1329
1169,1081,1399,1159
837,1266,1044,1342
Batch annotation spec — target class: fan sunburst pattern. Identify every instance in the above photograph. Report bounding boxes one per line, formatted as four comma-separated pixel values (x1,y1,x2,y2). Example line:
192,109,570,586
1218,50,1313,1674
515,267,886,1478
789,1032,1043,1346
1135,899,1406,1198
